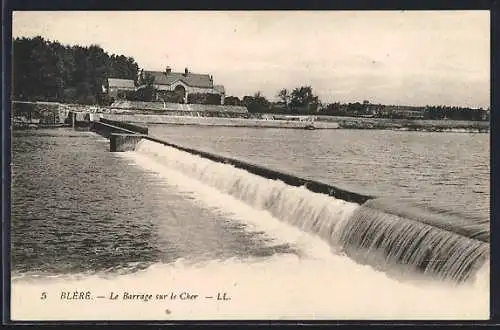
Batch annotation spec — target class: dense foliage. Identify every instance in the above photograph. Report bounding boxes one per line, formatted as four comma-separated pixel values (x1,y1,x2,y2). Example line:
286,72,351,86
226,88,489,121
187,93,222,105
320,102,489,121
224,96,243,106
135,72,158,102
422,106,488,121
242,92,270,113
13,36,139,105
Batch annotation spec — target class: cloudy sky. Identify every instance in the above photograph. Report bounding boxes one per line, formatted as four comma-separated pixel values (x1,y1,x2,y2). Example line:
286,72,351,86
13,11,490,108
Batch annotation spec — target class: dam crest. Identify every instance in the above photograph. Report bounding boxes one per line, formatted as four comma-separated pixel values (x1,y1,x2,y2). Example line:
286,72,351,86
90,118,490,284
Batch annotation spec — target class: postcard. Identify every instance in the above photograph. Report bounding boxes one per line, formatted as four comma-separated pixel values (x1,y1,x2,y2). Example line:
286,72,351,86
9,10,490,321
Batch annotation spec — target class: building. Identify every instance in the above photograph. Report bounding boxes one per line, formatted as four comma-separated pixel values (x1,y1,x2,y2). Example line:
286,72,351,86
137,66,226,104
104,78,136,100
377,105,425,119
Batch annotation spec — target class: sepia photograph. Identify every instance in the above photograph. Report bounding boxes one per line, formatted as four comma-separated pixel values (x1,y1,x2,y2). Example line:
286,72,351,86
9,10,490,321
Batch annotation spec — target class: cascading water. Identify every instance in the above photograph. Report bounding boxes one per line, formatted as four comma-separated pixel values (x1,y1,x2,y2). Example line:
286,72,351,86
340,203,488,283
134,138,489,284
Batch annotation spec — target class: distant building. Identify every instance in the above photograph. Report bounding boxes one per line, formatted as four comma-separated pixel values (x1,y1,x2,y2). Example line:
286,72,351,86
381,105,425,119
104,78,135,99
137,66,225,104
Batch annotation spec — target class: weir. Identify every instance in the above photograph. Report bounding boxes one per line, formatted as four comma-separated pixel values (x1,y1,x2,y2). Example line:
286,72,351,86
99,118,149,135
91,118,372,204
86,119,490,283
340,204,488,282
89,121,141,138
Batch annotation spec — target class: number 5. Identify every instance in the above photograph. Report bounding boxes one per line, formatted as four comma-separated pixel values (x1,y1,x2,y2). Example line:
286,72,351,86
40,292,47,300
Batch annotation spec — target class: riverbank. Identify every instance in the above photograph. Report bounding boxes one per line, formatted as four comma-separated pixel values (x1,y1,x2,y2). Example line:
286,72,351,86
13,123,72,130
99,113,489,132
100,113,341,129
319,116,489,133
12,100,490,132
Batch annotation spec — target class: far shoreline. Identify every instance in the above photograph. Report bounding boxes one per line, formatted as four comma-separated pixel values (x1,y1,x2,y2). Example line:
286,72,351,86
99,112,489,133
12,100,490,133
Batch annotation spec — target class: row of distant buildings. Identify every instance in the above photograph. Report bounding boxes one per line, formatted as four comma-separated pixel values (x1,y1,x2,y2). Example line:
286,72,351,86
364,104,425,119
103,66,226,104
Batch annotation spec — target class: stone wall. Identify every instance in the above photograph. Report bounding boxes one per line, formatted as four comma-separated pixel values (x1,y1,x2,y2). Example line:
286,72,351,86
101,114,340,129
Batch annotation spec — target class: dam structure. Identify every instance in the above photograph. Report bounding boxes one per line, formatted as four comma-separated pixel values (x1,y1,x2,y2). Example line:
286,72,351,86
89,118,489,284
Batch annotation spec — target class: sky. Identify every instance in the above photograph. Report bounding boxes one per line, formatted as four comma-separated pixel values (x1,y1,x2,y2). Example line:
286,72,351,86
12,11,490,108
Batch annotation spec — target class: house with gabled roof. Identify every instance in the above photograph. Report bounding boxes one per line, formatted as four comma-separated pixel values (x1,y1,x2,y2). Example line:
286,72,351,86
137,66,226,104
103,78,136,100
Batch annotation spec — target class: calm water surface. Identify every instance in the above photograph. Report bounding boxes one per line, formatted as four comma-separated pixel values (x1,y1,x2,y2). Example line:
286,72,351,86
149,125,490,218
11,129,293,274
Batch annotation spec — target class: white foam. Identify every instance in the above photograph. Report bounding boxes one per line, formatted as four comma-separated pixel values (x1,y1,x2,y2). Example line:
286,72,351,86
11,255,489,320
134,139,360,248
123,150,339,259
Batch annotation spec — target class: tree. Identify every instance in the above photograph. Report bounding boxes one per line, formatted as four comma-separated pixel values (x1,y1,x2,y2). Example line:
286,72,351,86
277,88,290,108
242,92,270,113
289,86,319,113
136,72,156,102
12,36,140,104
224,96,242,106
187,93,222,105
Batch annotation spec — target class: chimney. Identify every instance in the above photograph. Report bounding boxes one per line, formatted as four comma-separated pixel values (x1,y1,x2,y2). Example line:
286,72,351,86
166,66,171,75
184,67,189,76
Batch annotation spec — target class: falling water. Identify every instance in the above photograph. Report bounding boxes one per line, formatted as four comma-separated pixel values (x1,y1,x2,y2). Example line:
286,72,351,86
134,138,489,283
339,202,488,283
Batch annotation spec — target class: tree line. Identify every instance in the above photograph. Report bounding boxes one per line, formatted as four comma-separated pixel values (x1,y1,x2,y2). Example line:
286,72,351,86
13,36,489,121
225,90,489,121
225,86,320,114
320,102,489,121
13,36,139,105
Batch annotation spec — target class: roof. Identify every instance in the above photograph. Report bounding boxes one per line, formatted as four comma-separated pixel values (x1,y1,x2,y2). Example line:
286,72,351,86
108,78,135,89
144,70,213,89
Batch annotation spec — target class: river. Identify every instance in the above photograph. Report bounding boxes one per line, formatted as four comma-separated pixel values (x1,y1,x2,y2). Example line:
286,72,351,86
10,127,490,320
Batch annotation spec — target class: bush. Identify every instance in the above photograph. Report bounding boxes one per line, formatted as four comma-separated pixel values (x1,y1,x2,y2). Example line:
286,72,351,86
187,93,222,105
